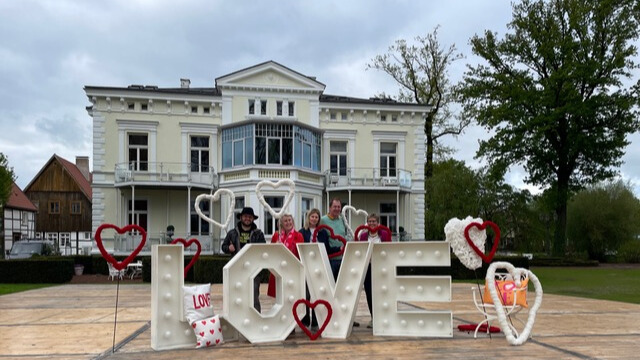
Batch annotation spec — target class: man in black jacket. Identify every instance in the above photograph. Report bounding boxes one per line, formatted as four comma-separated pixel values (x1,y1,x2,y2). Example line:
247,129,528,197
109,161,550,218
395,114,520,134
222,207,265,311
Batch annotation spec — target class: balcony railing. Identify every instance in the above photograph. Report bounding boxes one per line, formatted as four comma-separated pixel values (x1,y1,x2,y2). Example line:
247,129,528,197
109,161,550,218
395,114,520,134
324,167,412,189
114,162,218,188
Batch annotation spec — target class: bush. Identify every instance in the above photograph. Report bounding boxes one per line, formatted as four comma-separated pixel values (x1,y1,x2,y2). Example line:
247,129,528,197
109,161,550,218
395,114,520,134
618,241,640,263
529,256,599,267
0,258,74,283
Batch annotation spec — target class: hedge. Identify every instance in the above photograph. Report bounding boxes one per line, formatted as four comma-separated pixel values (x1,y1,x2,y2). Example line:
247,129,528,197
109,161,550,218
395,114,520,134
0,258,75,283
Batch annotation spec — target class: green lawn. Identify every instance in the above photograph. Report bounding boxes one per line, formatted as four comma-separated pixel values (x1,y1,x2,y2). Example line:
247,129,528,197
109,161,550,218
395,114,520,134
530,266,640,304
0,284,56,296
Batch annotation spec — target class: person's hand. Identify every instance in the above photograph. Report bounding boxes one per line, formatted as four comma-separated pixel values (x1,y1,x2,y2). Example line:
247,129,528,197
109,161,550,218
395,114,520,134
229,244,235,253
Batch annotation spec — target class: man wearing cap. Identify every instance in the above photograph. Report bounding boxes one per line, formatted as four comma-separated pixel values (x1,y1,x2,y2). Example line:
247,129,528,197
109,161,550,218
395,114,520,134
222,207,266,311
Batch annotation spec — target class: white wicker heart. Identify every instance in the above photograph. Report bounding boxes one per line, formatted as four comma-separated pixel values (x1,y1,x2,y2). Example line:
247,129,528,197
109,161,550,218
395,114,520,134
341,205,368,240
444,216,485,270
194,188,236,229
256,179,295,219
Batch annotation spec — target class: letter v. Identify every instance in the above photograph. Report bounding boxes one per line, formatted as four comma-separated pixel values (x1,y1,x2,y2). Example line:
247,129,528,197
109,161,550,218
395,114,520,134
297,242,372,339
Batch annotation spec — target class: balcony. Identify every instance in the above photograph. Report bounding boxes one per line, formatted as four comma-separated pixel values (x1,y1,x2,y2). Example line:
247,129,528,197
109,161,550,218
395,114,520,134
114,162,218,189
324,167,412,190
110,232,222,255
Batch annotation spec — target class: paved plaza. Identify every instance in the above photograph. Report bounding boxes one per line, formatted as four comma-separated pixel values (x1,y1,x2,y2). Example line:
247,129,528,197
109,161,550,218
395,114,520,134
1,282,639,359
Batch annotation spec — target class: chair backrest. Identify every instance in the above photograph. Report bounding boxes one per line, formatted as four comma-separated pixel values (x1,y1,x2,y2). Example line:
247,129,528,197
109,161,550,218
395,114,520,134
483,269,529,308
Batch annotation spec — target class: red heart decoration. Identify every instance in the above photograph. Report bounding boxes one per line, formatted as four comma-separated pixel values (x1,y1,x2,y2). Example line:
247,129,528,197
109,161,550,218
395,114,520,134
354,224,392,241
95,223,147,270
312,224,347,259
464,221,500,264
293,298,332,340
170,238,202,278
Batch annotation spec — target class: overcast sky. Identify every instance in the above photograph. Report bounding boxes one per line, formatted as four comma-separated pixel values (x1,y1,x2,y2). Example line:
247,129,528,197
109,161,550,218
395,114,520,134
1,0,639,195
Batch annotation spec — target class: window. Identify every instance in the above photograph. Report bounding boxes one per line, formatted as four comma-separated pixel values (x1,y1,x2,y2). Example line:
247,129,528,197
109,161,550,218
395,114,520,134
330,141,347,176
301,198,312,226
255,124,292,165
277,101,283,116
380,203,397,232
294,127,321,171
330,112,336,120
249,99,267,115
233,196,245,218
190,136,210,172
263,196,284,236
190,198,210,235
381,114,387,122
128,200,148,232
128,102,135,110
21,212,28,226
60,233,71,248
380,142,397,177
341,112,348,121
203,107,210,114
191,106,198,114
391,115,398,122
141,103,148,111
222,124,253,168
49,201,60,214
70,201,81,215
128,133,148,171
288,102,295,116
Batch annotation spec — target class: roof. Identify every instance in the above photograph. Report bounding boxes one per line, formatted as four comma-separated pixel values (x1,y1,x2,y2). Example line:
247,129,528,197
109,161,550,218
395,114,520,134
6,182,37,211
319,94,424,107
24,154,92,201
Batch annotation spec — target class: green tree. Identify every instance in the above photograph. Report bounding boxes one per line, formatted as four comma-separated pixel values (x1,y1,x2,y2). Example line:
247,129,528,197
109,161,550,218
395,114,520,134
368,26,469,237
567,181,640,261
1,152,17,259
458,0,640,255
425,159,480,239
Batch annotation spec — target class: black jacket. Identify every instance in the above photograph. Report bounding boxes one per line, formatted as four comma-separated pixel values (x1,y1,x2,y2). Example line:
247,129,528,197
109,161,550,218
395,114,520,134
222,221,266,255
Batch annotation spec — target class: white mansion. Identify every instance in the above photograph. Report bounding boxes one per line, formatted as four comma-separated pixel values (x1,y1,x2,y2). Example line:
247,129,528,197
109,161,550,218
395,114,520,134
84,61,428,253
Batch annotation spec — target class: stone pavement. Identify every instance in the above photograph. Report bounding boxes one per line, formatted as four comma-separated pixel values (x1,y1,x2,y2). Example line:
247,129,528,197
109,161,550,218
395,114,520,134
0,282,639,359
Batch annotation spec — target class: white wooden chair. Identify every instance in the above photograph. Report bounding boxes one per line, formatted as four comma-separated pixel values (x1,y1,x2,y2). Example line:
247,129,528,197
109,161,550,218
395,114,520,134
107,262,126,281
472,270,529,338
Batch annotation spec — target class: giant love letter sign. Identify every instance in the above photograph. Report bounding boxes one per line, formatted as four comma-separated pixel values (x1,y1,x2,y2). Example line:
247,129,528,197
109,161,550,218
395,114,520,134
95,223,147,270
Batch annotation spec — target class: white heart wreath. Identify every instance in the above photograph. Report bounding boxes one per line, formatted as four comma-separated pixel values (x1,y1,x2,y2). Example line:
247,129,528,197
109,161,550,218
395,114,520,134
256,179,295,219
444,216,485,270
486,261,543,346
341,205,368,240
194,189,236,230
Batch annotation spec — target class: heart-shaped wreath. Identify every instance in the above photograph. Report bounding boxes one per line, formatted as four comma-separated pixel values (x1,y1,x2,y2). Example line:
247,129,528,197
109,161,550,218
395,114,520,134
256,179,295,219
293,298,332,340
354,224,391,241
464,221,500,264
95,223,147,270
194,188,236,229
341,205,368,240
170,238,201,278
312,224,347,259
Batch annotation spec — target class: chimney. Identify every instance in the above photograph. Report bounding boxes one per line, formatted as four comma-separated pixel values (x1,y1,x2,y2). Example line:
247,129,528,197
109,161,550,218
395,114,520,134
180,78,191,89
75,156,90,180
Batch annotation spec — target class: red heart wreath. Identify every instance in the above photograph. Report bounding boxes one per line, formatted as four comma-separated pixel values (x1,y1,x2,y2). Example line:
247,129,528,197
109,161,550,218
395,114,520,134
354,224,392,241
464,221,500,264
95,223,147,270
312,224,347,259
170,238,202,278
293,298,332,340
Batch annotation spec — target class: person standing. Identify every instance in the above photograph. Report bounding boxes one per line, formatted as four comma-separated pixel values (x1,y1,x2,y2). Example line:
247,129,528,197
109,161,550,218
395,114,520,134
222,207,266,312
267,214,304,297
299,208,322,329
319,198,347,280
357,213,391,328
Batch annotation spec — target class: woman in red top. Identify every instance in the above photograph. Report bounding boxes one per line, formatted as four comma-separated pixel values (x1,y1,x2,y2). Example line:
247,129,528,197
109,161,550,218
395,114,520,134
267,214,304,297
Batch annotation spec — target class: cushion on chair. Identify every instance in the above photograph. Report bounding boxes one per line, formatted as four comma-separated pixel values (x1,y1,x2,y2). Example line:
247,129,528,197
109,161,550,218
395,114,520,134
191,314,224,348
483,278,529,308
183,284,215,324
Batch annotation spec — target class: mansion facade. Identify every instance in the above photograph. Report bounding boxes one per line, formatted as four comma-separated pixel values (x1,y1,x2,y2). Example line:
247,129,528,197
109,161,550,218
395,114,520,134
84,61,428,253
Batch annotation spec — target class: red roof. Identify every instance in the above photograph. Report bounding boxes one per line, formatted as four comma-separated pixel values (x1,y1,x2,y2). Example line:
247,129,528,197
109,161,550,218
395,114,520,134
7,182,37,211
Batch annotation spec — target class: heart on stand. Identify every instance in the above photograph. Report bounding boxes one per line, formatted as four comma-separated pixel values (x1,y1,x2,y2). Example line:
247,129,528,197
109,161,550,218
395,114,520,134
354,224,391,241
293,298,332,340
341,205,368,240
444,217,485,270
312,224,347,259
256,179,295,219
486,261,543,345
95,223,147,270
464,221,500,263
170,238,201,278
195,188,236,229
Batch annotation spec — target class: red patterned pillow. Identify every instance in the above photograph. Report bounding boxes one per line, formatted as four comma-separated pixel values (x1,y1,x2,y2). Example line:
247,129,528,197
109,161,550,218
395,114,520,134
192,315,223,349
